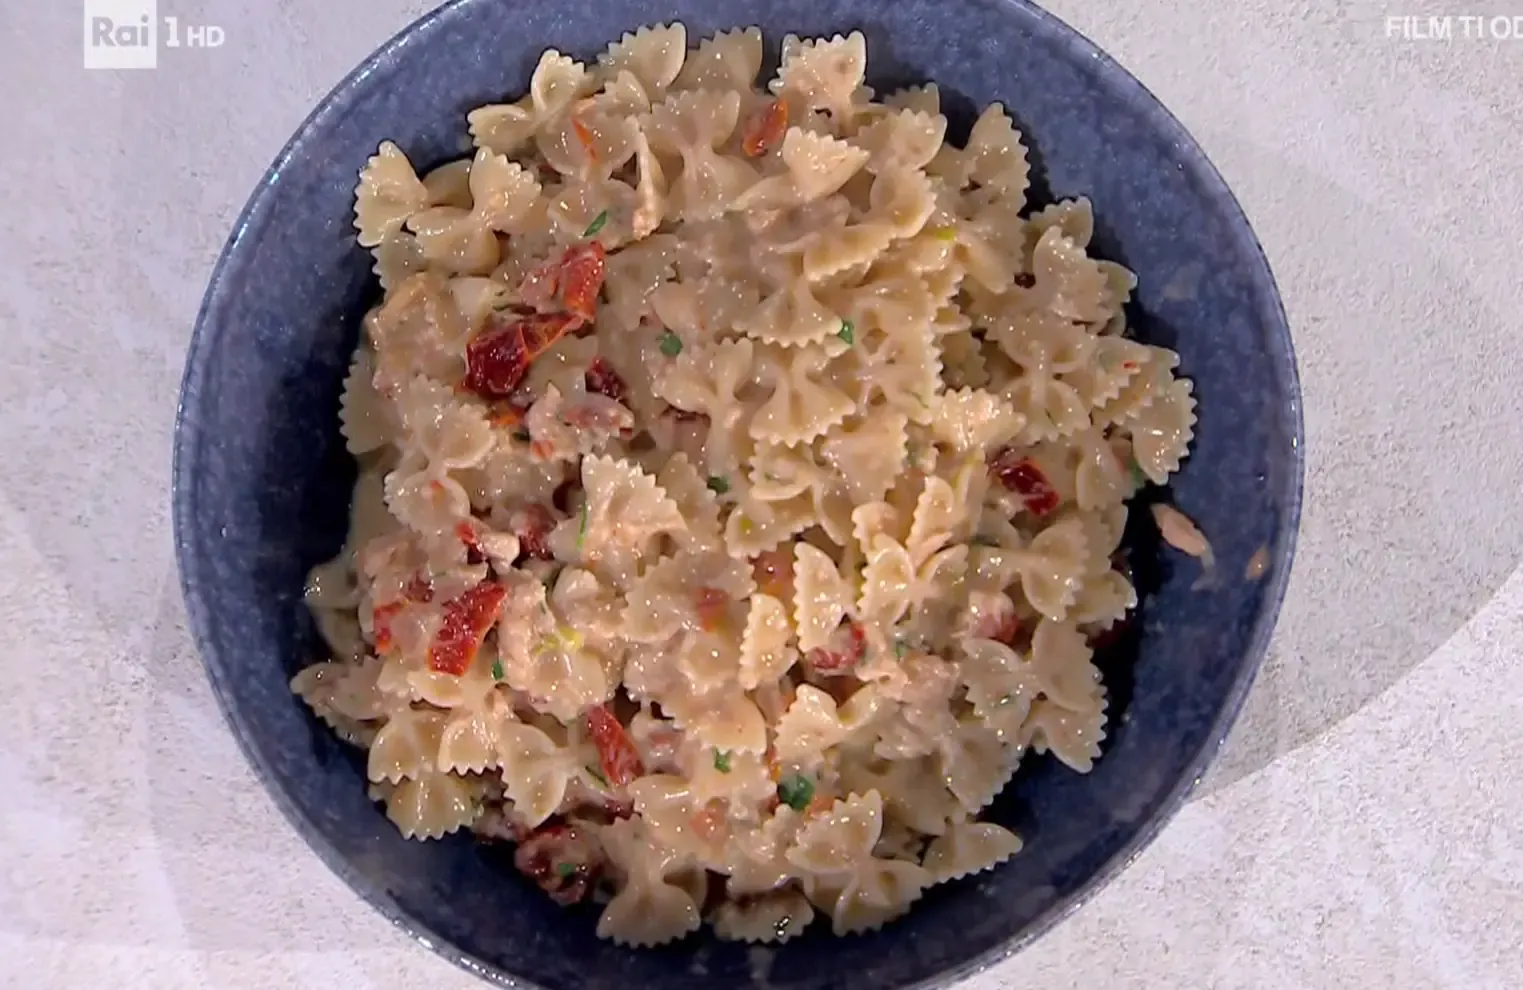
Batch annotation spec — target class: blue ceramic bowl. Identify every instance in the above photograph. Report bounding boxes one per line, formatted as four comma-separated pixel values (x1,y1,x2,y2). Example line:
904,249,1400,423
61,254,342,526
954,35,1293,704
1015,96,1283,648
173,0,1302,987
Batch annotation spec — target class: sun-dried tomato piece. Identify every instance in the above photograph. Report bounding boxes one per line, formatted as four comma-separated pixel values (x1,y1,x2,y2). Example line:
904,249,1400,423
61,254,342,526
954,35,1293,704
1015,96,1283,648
742,98,789,157
557,241,606,322
804,620,867,675
464,312,581,399
585,703,645,787
694,586,729,632
513,822,601,906
509,504,557,561
455,521,487,566
989,447,1060,516
428,580,507,675
584,357,627,402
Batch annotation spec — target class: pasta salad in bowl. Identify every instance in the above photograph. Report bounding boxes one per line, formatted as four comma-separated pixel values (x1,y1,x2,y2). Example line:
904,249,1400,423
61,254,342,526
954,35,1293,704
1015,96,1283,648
174,2,1301,988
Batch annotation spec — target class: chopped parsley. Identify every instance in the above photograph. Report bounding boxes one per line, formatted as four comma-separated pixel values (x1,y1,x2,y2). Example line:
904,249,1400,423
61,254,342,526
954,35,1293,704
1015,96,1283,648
585,765,609,788
714,750,732,773
513,429,532,443
933,225,957,242
971,534,999,547
893,640,907,659
658,331,683,357
576,499,590,550
555,862,578,879
1128,456,1149,489
707,475,730,495
836,320,855,345
491,658,505,680
582,210,609,237
776,773,815,811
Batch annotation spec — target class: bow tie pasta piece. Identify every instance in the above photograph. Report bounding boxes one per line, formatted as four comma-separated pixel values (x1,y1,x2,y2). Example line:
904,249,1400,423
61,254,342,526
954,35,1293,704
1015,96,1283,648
367,707,449,784
384,768,480,840
747,442,854,545
737,128,870,209
818,412,909,506
653,336,755,474
393,375,495,471
958,637,1045,739
803,856,929,936
548,455,684,576
665,688,769,755
749,343,856,447
642,89,757,221
1127,376,1198,484
545,175,638,244
929,102,1029,203
622,549,753,643
884,82,941,115
738,593,796,690
468,50,593,155
927,389,1024,457
769,31,867,123
1022,225,1110,324
922,821,1023,884
596,819,703,947
1092,343,1182,426
936,720,1016,813
598,23,687,101
857,479,969,628
1024,196,1095,260
655,452,725,553
1000,514,1090,621
497,722,583,826
338,345,397,456
865,168,937,240
672,26,763,93
290,656,388,743
354,141,428,248
365,272,470,389
791,543,856,653
464,148,543,233
786,789,884,874
1021,691,1109,773
855,109,947,175
735,278,845,347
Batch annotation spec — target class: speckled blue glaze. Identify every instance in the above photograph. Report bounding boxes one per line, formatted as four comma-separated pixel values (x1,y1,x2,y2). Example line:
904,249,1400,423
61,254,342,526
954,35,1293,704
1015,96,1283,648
173,0,1302,987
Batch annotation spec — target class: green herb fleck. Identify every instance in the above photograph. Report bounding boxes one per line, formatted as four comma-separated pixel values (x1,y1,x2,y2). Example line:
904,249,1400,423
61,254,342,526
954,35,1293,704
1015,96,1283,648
836,320,855,345
556,862,578,879
714,750,732,773
576,500,590,551
1128,456,1148,489
583,210,609,237
777,773,815,811
971,535,999,547
491,659,505,680
585,765,609,788
658,330,683,357
513,429,532,443
933,225,957,242
894,640,907,659
707,475,729,495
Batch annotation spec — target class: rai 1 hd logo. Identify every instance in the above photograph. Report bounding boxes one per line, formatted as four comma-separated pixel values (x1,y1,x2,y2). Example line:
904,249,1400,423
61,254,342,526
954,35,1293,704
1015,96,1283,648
82,0,225,70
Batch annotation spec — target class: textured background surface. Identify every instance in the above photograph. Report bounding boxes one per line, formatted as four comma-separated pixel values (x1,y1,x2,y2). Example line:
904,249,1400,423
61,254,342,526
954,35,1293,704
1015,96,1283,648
3,1,1521,988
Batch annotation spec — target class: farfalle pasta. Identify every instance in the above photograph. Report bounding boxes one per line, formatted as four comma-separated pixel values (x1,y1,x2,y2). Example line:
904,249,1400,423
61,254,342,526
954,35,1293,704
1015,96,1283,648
294,23,1197,947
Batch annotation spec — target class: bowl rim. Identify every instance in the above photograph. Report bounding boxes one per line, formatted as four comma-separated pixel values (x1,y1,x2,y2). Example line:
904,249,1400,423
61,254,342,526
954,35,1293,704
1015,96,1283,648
172,0,1304,986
